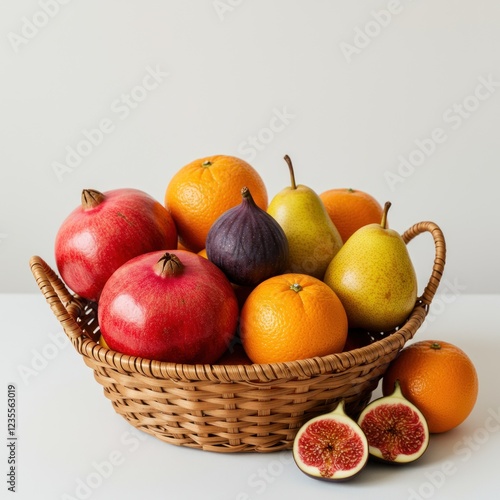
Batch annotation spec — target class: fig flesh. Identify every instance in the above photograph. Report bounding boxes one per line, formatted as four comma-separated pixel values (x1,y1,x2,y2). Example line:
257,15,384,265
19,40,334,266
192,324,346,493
293,400,368,481
206,186,289,286
357,380,429,463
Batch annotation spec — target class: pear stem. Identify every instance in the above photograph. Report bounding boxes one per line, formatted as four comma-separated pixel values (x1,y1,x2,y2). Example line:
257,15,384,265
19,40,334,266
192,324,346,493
283,155,297,190
380,201,391,229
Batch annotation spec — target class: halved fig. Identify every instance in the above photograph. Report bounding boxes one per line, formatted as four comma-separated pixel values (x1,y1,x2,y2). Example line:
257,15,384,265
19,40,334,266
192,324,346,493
358,380,429,463
292,400,369,481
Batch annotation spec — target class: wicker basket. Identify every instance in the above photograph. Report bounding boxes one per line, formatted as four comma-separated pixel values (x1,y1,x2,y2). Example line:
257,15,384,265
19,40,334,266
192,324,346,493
30,221,445,453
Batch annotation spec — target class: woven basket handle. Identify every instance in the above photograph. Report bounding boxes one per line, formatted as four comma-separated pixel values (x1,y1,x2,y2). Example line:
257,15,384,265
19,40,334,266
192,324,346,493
401,221,446,310
29,256,90,345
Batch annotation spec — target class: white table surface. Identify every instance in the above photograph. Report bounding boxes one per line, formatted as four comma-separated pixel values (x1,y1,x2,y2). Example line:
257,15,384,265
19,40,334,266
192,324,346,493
2,292,499,500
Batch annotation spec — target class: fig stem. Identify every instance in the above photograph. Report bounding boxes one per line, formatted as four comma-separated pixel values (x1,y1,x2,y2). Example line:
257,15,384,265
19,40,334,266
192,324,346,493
241,186,256,206
380,201,391,229
154,252,184,278
391,379,405,398
81,189,105,209
334,399,346,414
284,155,297,190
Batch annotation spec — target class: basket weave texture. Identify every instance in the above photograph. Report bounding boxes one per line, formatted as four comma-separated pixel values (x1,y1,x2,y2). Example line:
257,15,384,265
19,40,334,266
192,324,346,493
30,221,445,453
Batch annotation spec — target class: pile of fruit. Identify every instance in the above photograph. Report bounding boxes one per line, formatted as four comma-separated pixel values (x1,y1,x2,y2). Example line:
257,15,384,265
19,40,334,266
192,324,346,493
54,154,415,364
53,154,478,479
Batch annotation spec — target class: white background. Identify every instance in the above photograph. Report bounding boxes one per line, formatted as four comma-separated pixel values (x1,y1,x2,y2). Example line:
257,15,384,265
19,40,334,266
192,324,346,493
2,3,500,500
1,0,500,293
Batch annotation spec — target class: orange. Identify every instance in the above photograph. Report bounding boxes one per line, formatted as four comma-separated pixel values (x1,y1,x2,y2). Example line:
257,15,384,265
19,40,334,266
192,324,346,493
319,188,384,243
382,340,478,433
165,155,268,252
240,273,348,364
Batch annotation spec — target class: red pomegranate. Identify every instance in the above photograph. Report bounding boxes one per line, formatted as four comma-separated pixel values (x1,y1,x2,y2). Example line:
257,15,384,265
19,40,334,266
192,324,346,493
55,188,177,302
97,250,239,364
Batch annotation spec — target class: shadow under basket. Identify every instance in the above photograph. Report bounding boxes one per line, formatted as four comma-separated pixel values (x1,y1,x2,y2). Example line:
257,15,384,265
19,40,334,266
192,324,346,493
30,221,446,453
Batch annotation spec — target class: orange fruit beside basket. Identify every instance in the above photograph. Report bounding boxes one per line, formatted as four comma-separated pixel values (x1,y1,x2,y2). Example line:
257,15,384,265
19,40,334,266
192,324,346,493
165,155,268,252
319,188,384,243
240,273,348,364
382,340,479,433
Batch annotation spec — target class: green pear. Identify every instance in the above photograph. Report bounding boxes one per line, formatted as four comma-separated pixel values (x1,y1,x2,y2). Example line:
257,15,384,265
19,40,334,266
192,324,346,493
323,202,417,332
267,155,343,279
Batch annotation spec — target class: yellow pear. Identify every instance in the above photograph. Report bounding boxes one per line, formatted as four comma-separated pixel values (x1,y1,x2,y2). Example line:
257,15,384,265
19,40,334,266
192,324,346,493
267,155,343,279
323,202,417,332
